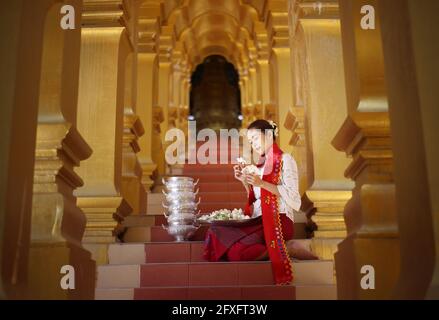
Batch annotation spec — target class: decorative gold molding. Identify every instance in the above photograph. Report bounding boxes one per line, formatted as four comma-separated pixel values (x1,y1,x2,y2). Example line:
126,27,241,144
32,123,91,242
265,103,277,121
123,113,145,153
289,1,339,38
153,105,165,134
333,113,393,182
82,0,125,27
284,107,305,147
79,196,131,240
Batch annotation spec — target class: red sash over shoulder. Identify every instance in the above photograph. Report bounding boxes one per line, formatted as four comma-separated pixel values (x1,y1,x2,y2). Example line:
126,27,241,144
244,143,293,285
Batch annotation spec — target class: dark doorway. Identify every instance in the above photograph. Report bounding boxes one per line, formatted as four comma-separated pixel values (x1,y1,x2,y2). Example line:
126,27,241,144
189,55,242,131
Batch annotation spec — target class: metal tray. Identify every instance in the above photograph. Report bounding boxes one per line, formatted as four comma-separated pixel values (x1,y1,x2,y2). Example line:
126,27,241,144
197,216,262,227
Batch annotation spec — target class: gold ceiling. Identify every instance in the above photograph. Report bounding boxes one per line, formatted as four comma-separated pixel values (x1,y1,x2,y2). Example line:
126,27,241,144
137,0,285,73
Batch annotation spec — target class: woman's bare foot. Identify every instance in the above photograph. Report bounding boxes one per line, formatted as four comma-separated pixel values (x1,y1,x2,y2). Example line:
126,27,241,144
287,240,319,260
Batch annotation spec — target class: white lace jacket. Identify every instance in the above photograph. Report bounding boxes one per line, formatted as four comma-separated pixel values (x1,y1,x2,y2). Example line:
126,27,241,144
252,153,301,222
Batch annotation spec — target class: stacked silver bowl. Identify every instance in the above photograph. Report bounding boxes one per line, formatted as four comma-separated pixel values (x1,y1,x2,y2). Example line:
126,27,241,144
161,177,201,242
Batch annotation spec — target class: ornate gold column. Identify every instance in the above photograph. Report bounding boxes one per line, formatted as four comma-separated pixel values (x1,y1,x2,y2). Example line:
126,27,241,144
333,0,399,299
255,21,271,119
153,30,173,178
0,0,49,299
180,63,191,137
152,106,165,185
136,6,159,192
266,0,294,154
29,0,96,299
120,6,148,216
378,0,439,299
249,64,258,121
239,67,250,128
168,58,181,130
158,29,172,137
288,1,353,261
121,112,146,215
179,73,190,133
75,0,133,265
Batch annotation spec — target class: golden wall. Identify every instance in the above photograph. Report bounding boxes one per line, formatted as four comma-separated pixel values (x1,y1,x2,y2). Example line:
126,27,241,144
1,0,438,300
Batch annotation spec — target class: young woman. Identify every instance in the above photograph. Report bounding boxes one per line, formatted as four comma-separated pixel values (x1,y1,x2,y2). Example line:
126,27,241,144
203,119,314,285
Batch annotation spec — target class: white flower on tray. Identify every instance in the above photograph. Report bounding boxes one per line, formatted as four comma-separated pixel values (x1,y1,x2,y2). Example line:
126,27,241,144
199,208,250,222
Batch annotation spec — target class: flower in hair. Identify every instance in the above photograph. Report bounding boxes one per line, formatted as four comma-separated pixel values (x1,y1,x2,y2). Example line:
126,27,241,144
268,120,279,137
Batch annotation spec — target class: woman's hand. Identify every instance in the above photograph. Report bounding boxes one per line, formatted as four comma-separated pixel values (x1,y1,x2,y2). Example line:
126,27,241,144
233,165,246,183
245,174,264,188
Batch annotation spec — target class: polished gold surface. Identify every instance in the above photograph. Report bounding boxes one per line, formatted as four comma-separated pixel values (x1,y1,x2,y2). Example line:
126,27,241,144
1,0,439,300
378,0,439,299
331,0,403,299
287,1,353,264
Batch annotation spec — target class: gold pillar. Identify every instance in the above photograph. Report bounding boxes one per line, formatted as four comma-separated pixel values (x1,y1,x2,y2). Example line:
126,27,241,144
31,125,95,299
152,106,165,186
136,55,157,192
179,75,190,132
255,21,271,119
333,0,399,299
122,112,146,215
158,32,172,137
121,9,148,215
75,0,133,265
378,0,439,299
180,70,190,137
289,1,353,261
29,0,95,299
266,0,294,154
0,0,49,299
249,66,258,121
136,1,161,192
154,36,172,178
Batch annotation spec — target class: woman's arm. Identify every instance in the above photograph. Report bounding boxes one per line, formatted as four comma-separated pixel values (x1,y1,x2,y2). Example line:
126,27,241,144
277,154,301,211
245,154,301,211
234,165,251,195
245,175,280,196
261,180,281,196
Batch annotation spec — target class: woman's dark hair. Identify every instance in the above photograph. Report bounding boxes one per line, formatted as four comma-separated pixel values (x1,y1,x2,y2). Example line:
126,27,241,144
247,119,277,140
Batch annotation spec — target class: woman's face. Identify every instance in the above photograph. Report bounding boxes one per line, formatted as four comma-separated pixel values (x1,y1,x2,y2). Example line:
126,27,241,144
246,129,273,155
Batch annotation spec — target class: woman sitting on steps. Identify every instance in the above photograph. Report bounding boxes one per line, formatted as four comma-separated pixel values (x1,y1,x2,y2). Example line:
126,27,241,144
203,119,318,285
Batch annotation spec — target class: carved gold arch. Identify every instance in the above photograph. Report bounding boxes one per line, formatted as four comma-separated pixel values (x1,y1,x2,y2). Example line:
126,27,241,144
164,0,261,72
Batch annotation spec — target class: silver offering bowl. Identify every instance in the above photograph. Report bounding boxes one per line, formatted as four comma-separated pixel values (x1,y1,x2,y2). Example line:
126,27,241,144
162,189,199,202
164,210,200,223
162,198,200,211
162,224,200,242
162,177,199,189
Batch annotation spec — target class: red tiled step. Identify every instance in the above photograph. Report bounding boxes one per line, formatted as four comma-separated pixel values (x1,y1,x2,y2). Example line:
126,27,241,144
139,262,275,287
199,192,247,203
184,173,234,183
144,242,206,263
97,260,335,290
122,222,308,243
96,284,337,300
133,285,295,300
198,182,244,193
182,164,236,173
155,192,247,205
109,240,312,264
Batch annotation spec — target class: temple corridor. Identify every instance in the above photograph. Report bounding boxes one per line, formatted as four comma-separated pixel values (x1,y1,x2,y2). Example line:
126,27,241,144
1,0,438,300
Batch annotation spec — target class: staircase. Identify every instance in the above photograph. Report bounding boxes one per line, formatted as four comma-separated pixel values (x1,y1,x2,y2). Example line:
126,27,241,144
95,144,337,300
